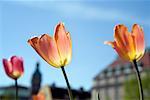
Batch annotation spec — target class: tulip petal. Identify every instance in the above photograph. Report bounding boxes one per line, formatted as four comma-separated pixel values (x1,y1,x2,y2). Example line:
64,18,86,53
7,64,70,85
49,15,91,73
54,23,72,66
123,31,136,60
11,56,24,76
114,41,132,61
28,34,62,67
105,41,130,61
132,24,145,60
3,59,13,77
28,36,51,66
39,34,62,67
114,25,129,53
104,41,115,48
114,25,135,61
28,37,45,59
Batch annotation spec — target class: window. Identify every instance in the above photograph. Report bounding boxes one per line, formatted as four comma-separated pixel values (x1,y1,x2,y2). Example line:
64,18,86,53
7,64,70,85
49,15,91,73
124,64,132,74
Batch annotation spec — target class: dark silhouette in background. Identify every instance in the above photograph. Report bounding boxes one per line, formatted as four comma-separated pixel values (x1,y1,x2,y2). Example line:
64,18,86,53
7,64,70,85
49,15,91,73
31,62,42,95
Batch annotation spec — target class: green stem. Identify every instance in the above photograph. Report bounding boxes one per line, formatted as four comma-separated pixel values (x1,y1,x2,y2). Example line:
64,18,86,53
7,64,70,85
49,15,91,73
133,60,144,100
15,79,18,100
98,92,101,100
61,66,73,100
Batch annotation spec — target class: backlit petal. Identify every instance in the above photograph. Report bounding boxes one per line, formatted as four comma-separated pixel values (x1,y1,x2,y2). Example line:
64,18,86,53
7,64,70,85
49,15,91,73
123,31,136,60
105,41,130,61
54,23,72,66
28,36,52,66
28,37,46,61
28,36,51,66
39,34,62,67
132,24,145,60
11,56,24,77
114,25,128,53
104,41,115,48
3,59,13,77
113,42,131,61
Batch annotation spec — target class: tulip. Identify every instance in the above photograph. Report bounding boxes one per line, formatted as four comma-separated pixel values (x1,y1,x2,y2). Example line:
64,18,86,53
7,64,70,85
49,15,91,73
105,24,145,100
3,56,24,100
105,24,145,62
28,23,72,68
3,56,24,79
28,22,73,100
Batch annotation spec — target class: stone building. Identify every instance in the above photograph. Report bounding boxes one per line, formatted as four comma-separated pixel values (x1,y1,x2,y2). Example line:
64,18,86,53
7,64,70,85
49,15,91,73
92,49,150,100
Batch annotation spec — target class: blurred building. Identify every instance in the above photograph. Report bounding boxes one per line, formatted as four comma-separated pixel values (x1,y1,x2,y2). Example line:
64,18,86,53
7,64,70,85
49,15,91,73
0,62,41,100
0,85,30,100
0,62,91,100
92,49,150,100
39,84,91,100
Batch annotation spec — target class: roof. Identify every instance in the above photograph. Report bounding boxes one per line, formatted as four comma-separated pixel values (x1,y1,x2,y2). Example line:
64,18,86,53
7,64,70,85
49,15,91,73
94,48,150,80
109,49,150,68
0,85,29,90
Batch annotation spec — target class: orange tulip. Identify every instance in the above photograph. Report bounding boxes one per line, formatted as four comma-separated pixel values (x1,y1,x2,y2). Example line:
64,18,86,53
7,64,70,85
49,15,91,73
28,22,72,68
32,92,45,100
3,56,24,79
105,24,145,61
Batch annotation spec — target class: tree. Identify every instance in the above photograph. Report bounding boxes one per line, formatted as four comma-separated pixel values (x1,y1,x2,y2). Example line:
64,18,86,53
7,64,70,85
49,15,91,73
124,70,150,100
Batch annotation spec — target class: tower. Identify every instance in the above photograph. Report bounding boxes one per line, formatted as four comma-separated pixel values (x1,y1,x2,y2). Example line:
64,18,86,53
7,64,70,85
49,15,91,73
31,62,42,95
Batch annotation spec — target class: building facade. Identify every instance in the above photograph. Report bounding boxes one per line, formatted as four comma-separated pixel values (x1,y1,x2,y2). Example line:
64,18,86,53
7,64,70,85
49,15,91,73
39,84,91,100
0,85,30,100
92,49,150,100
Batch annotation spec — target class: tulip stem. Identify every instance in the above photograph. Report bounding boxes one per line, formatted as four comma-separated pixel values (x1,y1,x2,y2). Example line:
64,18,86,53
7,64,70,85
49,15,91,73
61,67,73,100
15,79,18,100
133,60,144,100
98,92,101,100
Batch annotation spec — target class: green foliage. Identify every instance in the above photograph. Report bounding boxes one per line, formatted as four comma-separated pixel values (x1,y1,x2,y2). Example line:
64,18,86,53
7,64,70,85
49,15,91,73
124,70,150,100
2,90,15,100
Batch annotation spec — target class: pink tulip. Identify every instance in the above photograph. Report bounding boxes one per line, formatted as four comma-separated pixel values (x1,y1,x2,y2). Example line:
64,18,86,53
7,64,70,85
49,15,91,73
3,56,24,79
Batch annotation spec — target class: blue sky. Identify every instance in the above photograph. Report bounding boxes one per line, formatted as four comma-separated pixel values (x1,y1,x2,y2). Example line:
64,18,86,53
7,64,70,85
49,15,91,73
0,0,150,90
